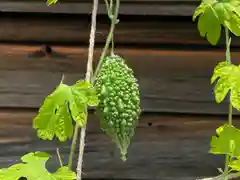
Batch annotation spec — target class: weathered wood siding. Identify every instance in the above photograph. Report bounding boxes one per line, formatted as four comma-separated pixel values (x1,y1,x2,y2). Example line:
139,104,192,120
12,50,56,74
0,111,231,180
0,44,239,115
0,0,198,15
0,1,239,180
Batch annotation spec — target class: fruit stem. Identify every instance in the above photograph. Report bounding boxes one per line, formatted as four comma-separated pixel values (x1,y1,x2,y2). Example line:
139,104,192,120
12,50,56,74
223,27,233,180
111,37,115,56
91,0,120,83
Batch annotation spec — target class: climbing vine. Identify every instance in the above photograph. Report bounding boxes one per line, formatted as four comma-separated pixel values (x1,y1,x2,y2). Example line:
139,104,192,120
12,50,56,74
0,0,141,180
193,0,240,179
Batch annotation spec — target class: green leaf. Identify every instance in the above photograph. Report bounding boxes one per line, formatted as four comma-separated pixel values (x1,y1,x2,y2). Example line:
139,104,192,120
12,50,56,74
0,152,76,180
69,80,99,126
33,82,73,141
53,166,77,180
225,13,240,36
211,61,240,110
193,0,240,44
193,3,208,21
33,79,99,141
197,5,221,45
210,124,240,156
229,159,240,171
47,0,58,6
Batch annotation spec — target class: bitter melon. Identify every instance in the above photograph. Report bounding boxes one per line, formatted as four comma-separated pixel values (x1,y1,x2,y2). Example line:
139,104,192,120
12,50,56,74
94,55,141,161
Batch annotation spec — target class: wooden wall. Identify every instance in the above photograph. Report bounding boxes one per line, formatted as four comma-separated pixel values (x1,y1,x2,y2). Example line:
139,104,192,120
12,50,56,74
0,1,240,180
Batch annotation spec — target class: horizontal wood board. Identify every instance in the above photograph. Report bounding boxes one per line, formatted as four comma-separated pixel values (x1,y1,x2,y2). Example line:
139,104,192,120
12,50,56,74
0,1,199,16
0,14,239,48
0,111,235,180
0,44,238,115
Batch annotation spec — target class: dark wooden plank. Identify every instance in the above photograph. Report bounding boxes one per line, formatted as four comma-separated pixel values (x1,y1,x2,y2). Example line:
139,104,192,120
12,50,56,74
0,16,200,45
0,111,235,180
0,1,198,16
0,44,238,115
0,15,237,47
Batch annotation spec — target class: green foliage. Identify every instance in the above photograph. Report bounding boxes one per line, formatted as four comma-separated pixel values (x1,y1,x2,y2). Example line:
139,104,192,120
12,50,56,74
95,55,141,161
210,124,240,156
193,0,240,45
211,61,240,110
33,80,99,142
46,0,58,6
210,124,240,174
229,159,240,171
0,152,76,180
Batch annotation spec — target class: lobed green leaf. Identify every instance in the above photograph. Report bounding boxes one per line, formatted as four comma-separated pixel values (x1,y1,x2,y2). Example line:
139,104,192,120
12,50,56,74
210,124,240,157
193,0,240,44
33,80,99,141
211,61,240,110
0,152,76,180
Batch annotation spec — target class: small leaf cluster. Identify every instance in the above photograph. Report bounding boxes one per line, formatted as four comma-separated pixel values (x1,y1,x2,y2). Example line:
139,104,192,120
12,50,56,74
33,80,99,142
0,152,76,180
210,124,240,172
193,0,240,45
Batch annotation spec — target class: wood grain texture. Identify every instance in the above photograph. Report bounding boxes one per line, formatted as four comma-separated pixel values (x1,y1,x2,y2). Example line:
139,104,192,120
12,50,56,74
0,111,236,180
0,44,239,115
0,14,238,47
0,16,208,45
0,1,198,16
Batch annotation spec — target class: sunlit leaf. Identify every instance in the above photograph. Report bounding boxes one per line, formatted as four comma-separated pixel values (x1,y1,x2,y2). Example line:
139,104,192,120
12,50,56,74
210,124,240,156
53,166,77,180
69,80,99,126
0,152,76,180
47,0,58,6
197,5,221,45
33,82,73,141
211,61,240,110
229,158,240,171
193,0,240,44
33,80,99,141
225,13,240,36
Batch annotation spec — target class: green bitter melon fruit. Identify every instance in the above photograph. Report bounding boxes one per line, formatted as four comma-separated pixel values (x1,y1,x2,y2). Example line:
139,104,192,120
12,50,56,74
95,55,141,161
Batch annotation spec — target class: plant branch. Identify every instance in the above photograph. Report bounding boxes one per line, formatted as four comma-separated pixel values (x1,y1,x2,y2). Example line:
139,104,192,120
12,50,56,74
76,0,99,179
68,123,79,170
222,27,233,180
56,148,63,167
225,28,231,64
196,172,240,180
91,0,120,83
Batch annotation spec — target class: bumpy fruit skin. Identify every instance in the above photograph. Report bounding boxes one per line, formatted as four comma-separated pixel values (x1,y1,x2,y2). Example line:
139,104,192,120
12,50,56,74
95,55,141,161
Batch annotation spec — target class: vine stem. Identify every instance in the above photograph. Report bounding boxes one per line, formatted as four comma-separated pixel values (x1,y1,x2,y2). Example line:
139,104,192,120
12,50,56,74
68,123,79,170
223,27,233,180
197,27,236,180
91,0,120,83
73,0,99,179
